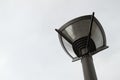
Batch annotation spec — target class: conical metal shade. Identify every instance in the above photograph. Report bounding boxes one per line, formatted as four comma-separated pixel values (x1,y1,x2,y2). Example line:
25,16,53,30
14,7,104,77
56,14,108,62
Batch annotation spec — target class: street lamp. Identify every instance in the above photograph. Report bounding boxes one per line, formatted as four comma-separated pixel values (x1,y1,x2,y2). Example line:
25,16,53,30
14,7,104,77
55,12,108,80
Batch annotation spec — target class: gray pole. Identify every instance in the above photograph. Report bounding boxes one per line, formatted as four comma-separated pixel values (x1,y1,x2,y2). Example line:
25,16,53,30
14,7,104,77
81,54,97,80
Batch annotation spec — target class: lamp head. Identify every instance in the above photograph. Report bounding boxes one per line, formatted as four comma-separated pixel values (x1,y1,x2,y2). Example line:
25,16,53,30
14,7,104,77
55,13,108,62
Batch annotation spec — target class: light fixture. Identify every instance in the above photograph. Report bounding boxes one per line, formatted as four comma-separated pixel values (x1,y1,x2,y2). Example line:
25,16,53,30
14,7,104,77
55,12,108,80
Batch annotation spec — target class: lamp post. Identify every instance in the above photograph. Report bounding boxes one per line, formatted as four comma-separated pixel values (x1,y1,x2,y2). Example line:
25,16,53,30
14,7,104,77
55,12,108,80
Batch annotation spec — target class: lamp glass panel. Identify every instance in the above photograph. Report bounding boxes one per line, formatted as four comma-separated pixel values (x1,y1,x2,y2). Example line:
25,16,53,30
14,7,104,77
91,21,103,48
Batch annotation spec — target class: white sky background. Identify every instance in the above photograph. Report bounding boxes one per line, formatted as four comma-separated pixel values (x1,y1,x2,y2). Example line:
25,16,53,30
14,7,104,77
0,0,120,80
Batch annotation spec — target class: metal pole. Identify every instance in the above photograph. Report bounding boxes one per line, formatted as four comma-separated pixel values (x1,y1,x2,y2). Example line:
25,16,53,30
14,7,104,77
81,54,97,80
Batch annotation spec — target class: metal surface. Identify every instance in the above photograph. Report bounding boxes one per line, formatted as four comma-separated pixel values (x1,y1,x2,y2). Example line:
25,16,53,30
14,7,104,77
81,55,97,80
72,46,108,62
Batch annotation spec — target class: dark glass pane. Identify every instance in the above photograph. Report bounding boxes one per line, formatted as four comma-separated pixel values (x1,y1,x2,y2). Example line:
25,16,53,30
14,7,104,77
91,21,103,48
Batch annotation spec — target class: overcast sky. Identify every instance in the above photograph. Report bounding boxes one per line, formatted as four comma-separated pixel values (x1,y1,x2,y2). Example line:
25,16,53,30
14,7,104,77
0,0,120,80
